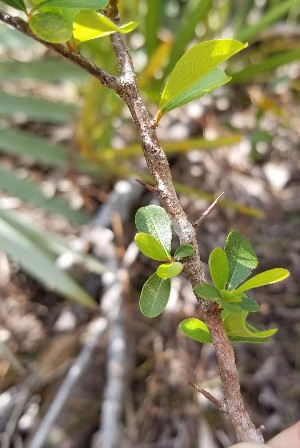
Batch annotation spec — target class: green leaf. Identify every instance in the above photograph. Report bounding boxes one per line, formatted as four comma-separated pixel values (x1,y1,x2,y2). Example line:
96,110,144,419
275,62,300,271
219,289,242,303
158,39,247,116
157,262,183,279
209,247,228,290
29,12,73,43
194,283,221,301
223,311,277,343
174,244,194,259
33,0,109,12
234,268,290,293
0,212,96,307
135,205,172,254
139,273,171,318
1,0,27,13
224,230,258,290
135,233,171,262
73,10,137,42
239,295,260,312
179,318,212,343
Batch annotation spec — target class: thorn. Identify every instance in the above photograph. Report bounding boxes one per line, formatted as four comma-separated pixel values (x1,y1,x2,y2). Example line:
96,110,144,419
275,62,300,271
188,381,224,411
194,192,224,228
135,178,158,193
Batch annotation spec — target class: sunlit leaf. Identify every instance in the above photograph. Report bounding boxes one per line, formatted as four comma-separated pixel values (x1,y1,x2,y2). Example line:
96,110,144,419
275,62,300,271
224,230,258,290
179,318,212,343
209,247,228,290
223,311,277,343
139,273,171,317
73,10,137,42
157,39,247,119
29,12,73,43
157,262,183,279
219,289,242,303
135,205,172,254
194,283,221,301
135,232,171,262
234,268,290,293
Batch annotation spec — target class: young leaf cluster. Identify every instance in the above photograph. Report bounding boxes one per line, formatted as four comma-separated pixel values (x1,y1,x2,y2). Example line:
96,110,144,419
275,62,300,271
180,231,289,344
135,205,194,318
1,0,137,44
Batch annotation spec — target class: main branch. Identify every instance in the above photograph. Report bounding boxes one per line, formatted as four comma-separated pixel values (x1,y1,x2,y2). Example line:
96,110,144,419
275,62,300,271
0,6,263,443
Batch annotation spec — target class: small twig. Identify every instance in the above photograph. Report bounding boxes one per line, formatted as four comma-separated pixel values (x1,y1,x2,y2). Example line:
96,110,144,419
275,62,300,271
135,178,158,193
28,318,107,448
188,381,224,411
194,192,225,227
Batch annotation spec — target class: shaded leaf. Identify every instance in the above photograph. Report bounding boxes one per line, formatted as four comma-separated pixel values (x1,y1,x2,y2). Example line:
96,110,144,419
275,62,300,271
73,10,137,42
29,12,73,43
223,311,277,343
135,205,172,254
194,283,221,301
1,0,27,12
235,268,290,293
135,232,171,262
157,262,183,279
209,247,228,290
224,230,258,290
174,244,194,259
219,289,242,303
179,318,212,343
139,273,171,317
158,39,247,117
238,295,260,312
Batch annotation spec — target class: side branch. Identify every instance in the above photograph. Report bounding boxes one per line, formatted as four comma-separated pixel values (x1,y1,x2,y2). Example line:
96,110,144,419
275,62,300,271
0,11,120,91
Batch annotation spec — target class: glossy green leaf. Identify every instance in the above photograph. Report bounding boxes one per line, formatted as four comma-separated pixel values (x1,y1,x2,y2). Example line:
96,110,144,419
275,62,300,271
73,10,137,42
158,39,247,116
179,318,212,343
139,273,171,317
135,205,172,254
157,262,183,279
224,311,277,343
174,244,194,259
135,233,171,262
194,283,221,301
209,247,228,290
33,0,109,12
234,268,290,293
0,213,95,307
1,0,27,12
224,230,258,290
29,12,73,43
